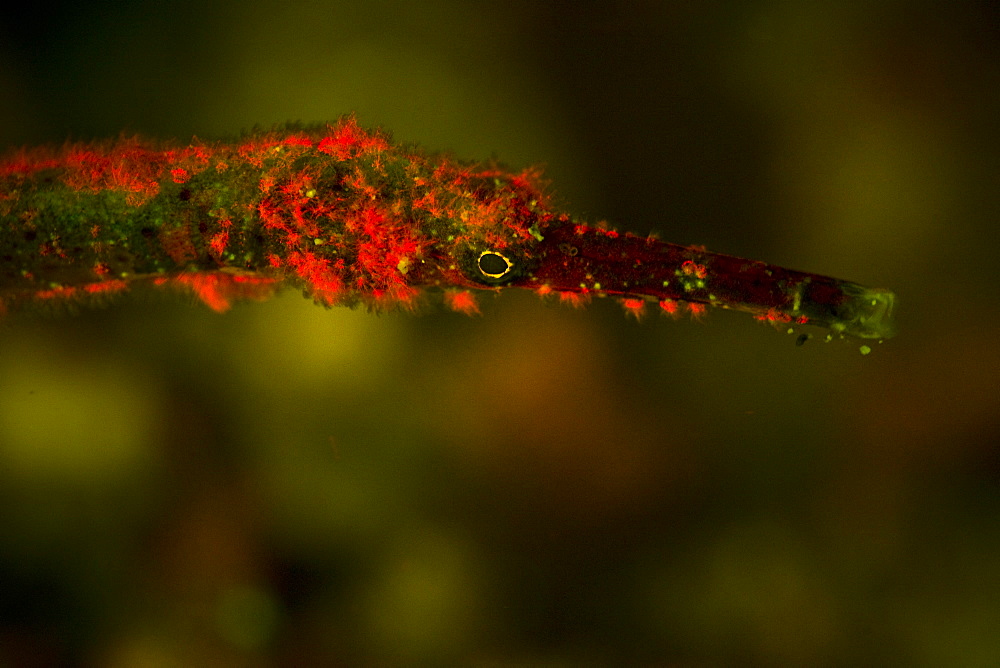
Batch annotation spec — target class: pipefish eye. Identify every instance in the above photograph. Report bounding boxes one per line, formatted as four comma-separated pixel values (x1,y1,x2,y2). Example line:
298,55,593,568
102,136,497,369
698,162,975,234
477,251,513,280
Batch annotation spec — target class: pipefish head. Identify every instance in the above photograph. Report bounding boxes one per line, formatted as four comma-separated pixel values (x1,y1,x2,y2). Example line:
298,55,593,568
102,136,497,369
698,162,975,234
414,166,554,291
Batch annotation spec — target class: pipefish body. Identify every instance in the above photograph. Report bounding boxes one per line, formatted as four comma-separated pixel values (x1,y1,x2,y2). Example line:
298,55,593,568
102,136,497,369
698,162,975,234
0,117,896,342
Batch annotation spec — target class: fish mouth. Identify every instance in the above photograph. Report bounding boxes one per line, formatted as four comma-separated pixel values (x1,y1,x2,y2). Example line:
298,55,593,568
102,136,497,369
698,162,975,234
820,285,897,340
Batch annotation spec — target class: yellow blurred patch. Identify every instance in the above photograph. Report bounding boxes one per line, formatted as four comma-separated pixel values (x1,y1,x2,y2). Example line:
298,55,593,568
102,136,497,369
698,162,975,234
0,336,161,485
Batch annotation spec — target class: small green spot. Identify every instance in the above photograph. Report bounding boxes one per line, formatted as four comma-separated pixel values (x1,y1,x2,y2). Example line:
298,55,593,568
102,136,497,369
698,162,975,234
859,345,872,355
528,224,544,242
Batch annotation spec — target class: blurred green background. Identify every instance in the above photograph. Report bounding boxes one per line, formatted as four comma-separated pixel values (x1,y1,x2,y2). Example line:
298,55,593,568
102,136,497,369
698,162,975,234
1,1,998,665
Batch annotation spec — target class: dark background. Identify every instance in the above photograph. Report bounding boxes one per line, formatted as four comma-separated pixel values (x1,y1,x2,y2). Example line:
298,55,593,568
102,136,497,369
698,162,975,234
1,1,998,664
